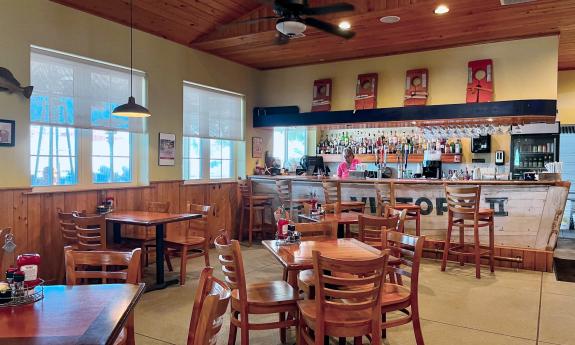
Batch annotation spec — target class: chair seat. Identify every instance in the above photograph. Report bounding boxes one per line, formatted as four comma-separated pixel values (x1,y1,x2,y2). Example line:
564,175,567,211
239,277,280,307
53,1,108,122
231,281,299,307
298,299,373,329
164,234,206,246
381,283,410,307
393,203,421,211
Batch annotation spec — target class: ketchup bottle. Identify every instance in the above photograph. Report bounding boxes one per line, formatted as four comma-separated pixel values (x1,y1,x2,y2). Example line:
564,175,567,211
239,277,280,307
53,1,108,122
17,253,41,289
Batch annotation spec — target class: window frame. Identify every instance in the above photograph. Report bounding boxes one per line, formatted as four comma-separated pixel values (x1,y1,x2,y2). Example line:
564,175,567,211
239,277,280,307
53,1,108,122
273,127,308,171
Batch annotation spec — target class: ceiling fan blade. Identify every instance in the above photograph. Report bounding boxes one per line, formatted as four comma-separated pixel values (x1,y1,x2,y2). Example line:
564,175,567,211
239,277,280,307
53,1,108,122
303,17,355,39
302,3,355,15
274,32,290,45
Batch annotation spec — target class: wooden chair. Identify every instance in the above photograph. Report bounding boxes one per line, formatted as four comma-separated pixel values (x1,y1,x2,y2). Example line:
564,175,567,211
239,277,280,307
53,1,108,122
57,209,86,249
164,203,212,285
276,179,309,218
441,185,495,279
73,213,107,250
187,267,231,345
239,179,275,246
65,247,141,345
214,235,299,345
297,250,388,345
322,180,365,212
375,182,421,236
380,231,425,345
384,208,408,233
302,202,341,216
357,214,400,249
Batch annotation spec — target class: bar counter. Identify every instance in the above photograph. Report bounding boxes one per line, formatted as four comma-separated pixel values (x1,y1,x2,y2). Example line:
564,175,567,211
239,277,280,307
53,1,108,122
250,175,570,251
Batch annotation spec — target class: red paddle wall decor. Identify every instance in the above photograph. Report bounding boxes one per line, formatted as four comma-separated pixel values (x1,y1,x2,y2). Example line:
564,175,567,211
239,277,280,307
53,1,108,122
467,59,494,103
354,73,378,110
311,79,332,112
404,68,428,106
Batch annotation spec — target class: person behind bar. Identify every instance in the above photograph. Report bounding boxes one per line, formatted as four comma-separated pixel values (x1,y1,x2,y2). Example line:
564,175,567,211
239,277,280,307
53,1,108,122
337,147,360,178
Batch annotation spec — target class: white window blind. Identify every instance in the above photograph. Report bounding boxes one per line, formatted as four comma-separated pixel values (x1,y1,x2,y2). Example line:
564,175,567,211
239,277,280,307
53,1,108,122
30,47,146,133
183,82,244,141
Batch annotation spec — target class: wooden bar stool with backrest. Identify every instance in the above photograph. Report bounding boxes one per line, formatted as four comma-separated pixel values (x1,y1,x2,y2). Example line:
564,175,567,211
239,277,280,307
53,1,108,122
375,182,422,236
276,179,309,219
163,203,212,285
380,231,425,345
297,250,388,345
64,247,142,345
214,235,299,345
72,213,108,250
187,267,231,345
441,185,495,279
322,180,365,212
239,179,275,246
57,209,87,249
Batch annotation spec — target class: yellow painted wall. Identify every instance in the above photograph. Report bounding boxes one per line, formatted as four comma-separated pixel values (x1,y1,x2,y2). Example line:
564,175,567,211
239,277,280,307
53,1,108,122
558,70,575,124
0,0,267,187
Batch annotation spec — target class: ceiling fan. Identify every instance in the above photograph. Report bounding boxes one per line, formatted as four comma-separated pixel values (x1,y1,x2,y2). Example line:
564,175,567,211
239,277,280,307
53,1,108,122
235,0,356,45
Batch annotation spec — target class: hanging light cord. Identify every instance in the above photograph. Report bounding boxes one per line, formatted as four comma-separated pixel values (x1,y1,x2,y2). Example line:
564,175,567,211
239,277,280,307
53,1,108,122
129,0,133,98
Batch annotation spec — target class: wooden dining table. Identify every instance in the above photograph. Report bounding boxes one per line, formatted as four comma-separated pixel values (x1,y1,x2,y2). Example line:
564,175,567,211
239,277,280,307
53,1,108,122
298,212,361,238
262,238,381,287
106,211,201,291
0,283,145,345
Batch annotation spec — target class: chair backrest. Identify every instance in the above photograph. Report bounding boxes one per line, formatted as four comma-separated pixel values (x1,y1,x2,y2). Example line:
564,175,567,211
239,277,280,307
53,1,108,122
312,250,387,337
57,209,86,247
445,185,481,219
238,179,252,201
187,203,211,238
214,236,247,302
275,179,293,209
302,202,341,215
358,214,399,248
73,213,107,250
322,181,341,204
374,182,396,215
383,208,408,233
295,221,337,240
381,231,425,297
147,201,170,213
65,247,141,285
187,267,232,345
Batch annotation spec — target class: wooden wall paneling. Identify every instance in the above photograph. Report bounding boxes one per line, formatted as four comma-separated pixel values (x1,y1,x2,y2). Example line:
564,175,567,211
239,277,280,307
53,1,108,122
206,183,228,243
0,191,15,273
152,181,183,236
180,184,207,207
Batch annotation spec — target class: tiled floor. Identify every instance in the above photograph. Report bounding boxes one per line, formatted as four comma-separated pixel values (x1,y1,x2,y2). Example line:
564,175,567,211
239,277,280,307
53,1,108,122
134,244,575,345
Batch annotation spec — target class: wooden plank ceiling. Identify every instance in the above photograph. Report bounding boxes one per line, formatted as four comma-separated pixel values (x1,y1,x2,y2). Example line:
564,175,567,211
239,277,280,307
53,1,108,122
51,0,575,70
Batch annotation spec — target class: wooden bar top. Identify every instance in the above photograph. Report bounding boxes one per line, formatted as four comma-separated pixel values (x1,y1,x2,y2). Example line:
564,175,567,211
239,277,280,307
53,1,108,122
249,175,564,186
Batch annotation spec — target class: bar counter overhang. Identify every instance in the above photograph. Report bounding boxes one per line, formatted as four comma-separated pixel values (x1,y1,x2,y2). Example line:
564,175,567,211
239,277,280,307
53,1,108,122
249,175,570,272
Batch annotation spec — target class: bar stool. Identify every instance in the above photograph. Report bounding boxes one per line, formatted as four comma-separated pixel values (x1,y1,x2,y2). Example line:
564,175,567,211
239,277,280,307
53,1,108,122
275,179,309,219
375,182,421,236
441,185,495,279
322,180,365,212
238,179,274,246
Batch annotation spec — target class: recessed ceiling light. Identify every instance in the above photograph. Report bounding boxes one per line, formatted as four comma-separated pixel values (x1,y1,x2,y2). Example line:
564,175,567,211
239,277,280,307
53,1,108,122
434,4,450,15
487,118,494,122
380,15,400,24
338,21,351,30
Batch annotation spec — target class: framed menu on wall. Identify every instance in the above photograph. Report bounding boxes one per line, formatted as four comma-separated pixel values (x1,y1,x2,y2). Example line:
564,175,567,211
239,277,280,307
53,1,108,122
158,132,176,166
252,137,263,158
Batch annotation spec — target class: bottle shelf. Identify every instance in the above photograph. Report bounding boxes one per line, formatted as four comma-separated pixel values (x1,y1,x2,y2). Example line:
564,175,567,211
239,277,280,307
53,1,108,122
320,153,462,164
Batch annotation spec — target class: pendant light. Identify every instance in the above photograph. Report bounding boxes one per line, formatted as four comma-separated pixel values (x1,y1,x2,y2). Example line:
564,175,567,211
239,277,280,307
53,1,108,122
112,0,150,118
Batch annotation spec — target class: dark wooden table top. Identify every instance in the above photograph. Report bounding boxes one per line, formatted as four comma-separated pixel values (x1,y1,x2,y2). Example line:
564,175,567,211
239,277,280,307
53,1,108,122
106,211,201,226
262,238,381,271
0,283,145,345
298,212,361,225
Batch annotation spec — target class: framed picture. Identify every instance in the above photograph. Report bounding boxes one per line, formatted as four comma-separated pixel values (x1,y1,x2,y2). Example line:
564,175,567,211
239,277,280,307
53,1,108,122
0,120,15,147
252,137,263,158
158,132,176,166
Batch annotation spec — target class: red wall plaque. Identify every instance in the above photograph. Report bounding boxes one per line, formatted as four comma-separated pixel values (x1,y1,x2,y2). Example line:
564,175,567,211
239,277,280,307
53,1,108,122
404,69,428,106
311,79,332,112
467,59,494,103
355,73,378,110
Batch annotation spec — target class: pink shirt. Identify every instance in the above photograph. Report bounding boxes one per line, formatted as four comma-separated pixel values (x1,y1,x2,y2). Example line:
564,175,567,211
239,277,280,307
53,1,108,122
337,158,360,178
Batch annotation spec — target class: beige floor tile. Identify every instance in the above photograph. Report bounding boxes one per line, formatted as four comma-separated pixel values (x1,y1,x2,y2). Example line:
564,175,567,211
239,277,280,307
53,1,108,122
538,292,575,345
135,333,174,345
541,272,575,297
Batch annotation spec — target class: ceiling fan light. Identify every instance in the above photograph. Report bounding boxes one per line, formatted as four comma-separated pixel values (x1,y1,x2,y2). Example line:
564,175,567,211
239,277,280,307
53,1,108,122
112,96,151,118
338,21,351,30
276,19,307,36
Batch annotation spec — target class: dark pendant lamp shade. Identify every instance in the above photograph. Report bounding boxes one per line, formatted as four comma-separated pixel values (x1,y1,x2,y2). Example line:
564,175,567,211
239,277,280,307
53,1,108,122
112,0,150,118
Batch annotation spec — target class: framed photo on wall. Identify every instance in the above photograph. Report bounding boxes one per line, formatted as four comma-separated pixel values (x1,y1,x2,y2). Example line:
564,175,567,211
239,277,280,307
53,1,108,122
252,137,263,158
158,132,176,166
0,119,15,147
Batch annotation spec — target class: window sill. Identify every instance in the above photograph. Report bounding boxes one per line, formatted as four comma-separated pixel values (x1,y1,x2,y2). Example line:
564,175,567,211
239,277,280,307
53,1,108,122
183,179,238,186
27,183,150,195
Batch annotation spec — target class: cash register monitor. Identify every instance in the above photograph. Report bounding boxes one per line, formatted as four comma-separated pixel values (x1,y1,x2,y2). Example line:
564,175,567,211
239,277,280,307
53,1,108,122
301,155,327,176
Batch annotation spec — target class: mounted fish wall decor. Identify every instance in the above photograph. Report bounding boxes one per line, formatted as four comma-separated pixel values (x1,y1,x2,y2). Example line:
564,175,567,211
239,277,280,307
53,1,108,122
0,67,33,99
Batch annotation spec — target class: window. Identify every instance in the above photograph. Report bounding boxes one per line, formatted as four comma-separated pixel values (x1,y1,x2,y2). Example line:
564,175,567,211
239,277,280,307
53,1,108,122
273,127,307,170
183,82,244,180
30,47,146,187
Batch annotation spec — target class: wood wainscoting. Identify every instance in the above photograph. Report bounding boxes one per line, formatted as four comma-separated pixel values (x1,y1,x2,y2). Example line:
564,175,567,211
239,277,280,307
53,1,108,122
0,181,240,284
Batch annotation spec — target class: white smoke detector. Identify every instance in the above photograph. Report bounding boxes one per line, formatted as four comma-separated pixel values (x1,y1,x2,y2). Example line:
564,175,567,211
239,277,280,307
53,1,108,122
500,0,536,5
380,16,400,24
276,19,307,37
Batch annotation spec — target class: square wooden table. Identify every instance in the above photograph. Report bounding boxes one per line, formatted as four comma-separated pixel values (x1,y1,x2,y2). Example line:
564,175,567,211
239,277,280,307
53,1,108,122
262,238,381,287
0,284,145,345
106,211,201,291
298,212,362,237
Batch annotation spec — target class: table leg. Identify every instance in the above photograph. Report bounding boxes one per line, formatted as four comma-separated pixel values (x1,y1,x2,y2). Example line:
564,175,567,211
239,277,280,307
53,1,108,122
337,224,345,238
113,222,122,244
146,223,179,292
